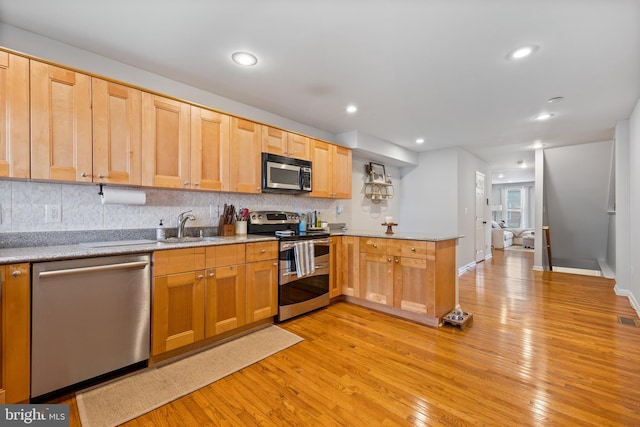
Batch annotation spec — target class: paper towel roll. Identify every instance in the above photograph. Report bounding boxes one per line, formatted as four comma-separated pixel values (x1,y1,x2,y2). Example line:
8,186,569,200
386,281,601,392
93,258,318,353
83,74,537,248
101,188,146,205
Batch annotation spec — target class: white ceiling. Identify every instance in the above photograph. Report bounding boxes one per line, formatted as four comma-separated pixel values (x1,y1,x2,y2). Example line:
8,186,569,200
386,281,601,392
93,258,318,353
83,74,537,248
1,0,639,183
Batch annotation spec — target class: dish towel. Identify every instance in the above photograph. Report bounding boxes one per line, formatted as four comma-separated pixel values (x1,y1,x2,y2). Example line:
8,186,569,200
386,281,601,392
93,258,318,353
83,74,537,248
294,241,315,278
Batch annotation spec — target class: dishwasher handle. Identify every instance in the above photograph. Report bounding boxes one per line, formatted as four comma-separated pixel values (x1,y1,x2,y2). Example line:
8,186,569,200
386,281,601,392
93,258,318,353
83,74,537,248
38,261,149,279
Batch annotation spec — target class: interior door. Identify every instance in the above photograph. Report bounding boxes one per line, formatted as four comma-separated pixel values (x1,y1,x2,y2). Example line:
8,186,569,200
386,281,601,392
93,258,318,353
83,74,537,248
475,172,486,262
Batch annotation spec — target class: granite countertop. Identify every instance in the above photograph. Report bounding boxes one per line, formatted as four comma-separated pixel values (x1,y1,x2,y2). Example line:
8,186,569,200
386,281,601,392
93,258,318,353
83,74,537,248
0,230,462,265
0,234,275,264
338,230,463,242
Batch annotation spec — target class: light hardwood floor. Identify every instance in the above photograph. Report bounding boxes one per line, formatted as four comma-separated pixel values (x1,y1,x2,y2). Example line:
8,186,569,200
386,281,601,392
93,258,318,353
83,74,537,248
58,250,640,426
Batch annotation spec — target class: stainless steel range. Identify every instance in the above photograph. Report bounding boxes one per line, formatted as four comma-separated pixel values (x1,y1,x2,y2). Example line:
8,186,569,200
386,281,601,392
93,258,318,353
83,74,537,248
248,211,330,321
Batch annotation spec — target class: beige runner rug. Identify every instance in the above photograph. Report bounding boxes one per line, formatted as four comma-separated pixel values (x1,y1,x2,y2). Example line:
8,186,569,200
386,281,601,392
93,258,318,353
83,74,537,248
76,326,303,427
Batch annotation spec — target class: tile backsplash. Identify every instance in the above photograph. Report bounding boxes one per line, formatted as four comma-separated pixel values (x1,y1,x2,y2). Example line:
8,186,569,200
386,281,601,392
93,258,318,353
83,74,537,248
0,180,347,233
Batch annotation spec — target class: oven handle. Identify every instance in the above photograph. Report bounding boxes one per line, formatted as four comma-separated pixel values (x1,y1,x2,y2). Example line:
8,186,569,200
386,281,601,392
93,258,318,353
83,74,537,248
280,238,331,251
281,263,328,276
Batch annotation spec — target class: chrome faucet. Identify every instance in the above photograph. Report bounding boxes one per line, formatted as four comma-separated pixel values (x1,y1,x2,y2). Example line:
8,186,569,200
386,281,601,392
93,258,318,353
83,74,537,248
177,210,196,238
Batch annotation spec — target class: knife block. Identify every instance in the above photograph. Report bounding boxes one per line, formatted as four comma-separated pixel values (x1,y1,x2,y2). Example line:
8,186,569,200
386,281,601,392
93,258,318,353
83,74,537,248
218,220,235,236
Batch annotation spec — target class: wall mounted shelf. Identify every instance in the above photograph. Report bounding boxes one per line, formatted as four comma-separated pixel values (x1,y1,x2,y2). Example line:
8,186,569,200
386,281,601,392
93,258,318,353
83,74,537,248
364,182,394,203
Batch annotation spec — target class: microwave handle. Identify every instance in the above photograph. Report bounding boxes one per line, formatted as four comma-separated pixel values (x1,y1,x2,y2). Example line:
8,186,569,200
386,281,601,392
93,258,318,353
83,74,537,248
300,166,311,190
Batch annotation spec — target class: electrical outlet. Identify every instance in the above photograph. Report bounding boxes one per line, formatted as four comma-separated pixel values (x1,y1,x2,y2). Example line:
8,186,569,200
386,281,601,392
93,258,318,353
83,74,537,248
45,204,61,223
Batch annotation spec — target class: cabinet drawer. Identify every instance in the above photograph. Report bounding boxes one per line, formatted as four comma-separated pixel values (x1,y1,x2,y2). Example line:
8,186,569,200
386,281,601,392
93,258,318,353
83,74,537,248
359,238,388,253
153,248,205,276
206,243,246,268
246,241,278,262
388,240,429,259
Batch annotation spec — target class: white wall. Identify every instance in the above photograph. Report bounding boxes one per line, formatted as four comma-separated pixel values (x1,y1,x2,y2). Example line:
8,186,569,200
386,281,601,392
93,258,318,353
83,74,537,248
0,24,334,143
621,99,640,314
543,140,614,263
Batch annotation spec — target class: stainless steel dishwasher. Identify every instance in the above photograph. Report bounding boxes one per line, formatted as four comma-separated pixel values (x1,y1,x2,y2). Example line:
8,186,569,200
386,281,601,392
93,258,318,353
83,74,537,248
31,254,151,398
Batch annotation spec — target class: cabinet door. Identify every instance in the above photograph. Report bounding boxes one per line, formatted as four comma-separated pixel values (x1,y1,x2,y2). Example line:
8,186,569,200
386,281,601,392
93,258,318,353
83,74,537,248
152,271,205,355
205,264,246,337
329,237,341,298
310,140,331,197
141,92,191,188
288,133,310,160
92,78,142,185
432,239,456,319
359,252,393,305
246,241,278,263
31,61,92,182
246,260,278,322
261,125,288,157
339,236,360,297
230,118,261,193
332,145,352,198
1,264,30,403
0,52,29,179
191,106,229,191
393,256,429,314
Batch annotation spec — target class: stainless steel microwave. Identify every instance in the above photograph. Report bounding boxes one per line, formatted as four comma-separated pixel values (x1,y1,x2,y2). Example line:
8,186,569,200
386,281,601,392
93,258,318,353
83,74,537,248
262,153,312,193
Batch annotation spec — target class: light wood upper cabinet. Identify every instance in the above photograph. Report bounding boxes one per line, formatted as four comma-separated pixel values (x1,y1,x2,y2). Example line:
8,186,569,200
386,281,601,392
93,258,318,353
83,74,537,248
191,106,230,191
310,139,352,199
141,92,191,189
31,60,92,182
1,264,31,403
230,118,261,193
261,126,310,160
0,52,30,179
92,78,142,185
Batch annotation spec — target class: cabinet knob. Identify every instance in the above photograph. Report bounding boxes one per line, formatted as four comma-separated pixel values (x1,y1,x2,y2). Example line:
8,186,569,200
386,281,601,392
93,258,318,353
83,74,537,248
395,258,399,263
373,244,377,249
183,181,190,187
98,173,105,179
273,262,278,266
261,249,266,253
11,270,21,277
80,172,88,178
411,247,416,252
387,258,392,262
194,182,200,187
208,268,214,277
197,274,204,279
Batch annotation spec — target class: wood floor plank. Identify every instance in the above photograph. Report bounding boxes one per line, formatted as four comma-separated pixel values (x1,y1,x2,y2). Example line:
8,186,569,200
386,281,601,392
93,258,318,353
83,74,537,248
56,249,640,426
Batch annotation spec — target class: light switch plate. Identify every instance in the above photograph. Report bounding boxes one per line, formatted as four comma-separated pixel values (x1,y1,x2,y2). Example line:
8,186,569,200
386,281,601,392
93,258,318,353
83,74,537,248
45,204,61,223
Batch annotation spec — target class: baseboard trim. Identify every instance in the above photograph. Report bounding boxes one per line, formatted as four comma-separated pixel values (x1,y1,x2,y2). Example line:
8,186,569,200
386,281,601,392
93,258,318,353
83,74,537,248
614,286,640,318
458,261,476,276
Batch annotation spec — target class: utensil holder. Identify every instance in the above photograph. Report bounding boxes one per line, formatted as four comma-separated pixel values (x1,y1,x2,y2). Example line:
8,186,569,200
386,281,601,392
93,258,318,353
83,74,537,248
218,220,235,236
235,221,247,235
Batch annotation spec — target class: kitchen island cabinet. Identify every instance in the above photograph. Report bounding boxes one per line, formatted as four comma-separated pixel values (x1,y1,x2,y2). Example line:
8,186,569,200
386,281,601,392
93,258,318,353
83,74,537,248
0,52,29,179
341,234,458,327
0,263,30,403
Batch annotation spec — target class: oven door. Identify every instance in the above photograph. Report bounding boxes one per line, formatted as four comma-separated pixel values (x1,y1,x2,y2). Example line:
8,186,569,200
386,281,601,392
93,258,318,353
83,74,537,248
278,238,330,320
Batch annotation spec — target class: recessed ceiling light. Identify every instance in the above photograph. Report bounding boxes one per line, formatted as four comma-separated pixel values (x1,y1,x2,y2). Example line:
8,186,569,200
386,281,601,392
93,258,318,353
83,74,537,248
507,45,539,60
498,173,504,178
416,138,425,144
532,141,544,149
548,96,564,103
231,52,258,66
533,112,554,121
346,105,358,113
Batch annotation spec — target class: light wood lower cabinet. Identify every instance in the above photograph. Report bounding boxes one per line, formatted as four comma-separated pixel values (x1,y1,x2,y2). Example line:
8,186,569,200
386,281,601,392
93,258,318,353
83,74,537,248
339,236,360,297
0,264,30,403
205,244,246,337
152,242,279,356
329,237,341,298
353,237,456,324
151,248,206,355
245,241,278,322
